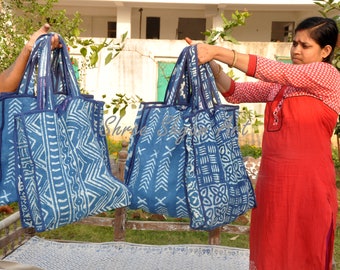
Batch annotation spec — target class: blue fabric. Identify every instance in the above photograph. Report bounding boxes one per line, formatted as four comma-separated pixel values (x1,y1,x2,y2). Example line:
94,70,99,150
0,94,37,204
5,236,250,270
0,36,111,206
125,45,255,230
183,46,256,230
14,34,131,232
125,48,191,217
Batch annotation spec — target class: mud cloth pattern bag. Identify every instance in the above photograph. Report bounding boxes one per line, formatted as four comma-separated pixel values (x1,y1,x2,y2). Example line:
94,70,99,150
125,45,255,230
183,46,256,230
124,48,191,217
0,36,111,206
14,34,131,232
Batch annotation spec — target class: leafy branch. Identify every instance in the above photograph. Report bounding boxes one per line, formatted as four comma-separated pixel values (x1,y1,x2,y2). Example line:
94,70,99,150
314,0,340,17
238,107,264,134
203,10,251,45
103,93,143,118
0,0,125,71
69,32,128,69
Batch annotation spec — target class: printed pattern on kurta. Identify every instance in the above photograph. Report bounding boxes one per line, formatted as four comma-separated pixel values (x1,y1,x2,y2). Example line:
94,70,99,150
224,56,340,270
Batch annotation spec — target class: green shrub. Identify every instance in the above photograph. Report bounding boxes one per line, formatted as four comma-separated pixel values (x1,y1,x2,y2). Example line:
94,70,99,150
240,144,262,159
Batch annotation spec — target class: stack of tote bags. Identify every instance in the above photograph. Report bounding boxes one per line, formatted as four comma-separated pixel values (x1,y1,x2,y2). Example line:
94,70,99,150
0,33,131,232
125,45,256,230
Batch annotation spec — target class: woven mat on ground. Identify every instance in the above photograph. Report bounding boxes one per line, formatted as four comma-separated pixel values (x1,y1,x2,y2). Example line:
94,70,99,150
4,236,249,270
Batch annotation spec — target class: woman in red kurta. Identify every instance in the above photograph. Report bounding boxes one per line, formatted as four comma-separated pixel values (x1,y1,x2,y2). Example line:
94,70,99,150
187,17,340,269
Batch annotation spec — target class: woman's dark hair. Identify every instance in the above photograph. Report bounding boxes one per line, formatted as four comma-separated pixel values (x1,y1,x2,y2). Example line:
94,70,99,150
295,16,338,63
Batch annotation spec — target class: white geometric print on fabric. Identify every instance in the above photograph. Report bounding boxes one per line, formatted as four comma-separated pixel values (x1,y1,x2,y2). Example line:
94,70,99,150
15,33,130,232
4,236,250,270
0,97,37,205
125,45,256,230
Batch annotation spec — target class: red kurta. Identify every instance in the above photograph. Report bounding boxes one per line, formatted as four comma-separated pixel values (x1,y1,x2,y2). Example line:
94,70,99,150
224,55,340,270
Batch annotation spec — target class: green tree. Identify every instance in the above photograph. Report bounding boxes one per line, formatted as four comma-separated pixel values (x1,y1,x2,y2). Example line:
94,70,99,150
0,0,82,71
314,0,340,71
0,0,125,72
314,0,340,141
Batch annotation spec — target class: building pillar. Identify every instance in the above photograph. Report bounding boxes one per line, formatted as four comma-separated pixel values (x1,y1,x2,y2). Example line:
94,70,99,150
204,5,223,33
211,8,224,31
116,6,132,38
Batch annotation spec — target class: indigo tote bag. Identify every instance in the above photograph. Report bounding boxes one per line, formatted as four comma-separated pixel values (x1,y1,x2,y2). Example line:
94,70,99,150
15,34,131,232
125,48,192,217
183,46,256,230
126,45,255,230
0,35,111,206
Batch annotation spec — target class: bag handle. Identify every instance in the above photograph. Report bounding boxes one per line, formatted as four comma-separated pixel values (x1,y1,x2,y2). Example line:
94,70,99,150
19,33,81,109
164,45,223,113
164,46,191,105
164,45,206,110
40,33,81,110
186,45,205,112
17,35,49,96
186,45,223,113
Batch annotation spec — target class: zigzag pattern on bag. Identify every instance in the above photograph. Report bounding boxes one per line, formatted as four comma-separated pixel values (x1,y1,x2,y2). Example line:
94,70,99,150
62,98,129,213
17,98,131,231
16,112,85,231
14,33,131,232
126,103,189,217
125,45,256,229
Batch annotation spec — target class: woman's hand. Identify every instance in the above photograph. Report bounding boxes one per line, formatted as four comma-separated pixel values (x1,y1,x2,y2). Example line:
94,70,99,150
0,24,61,93
185,37,216,65
184,37,232,96
26,23,61,51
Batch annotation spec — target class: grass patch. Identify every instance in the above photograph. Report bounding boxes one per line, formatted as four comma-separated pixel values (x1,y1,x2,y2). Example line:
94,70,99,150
38,223,115,243
37,222,249,249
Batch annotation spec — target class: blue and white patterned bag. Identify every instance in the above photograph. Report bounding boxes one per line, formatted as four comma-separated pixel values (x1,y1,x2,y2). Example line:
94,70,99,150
14,34,131,232
125,45,255,230
183,46,256,230
125,48,190,217
0,35,111,206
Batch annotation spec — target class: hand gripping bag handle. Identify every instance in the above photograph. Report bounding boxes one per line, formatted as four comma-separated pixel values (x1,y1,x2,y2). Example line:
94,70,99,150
34,33,81,111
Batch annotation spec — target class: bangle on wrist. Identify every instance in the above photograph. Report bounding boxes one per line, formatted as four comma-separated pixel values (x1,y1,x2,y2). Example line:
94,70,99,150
228,49,238,68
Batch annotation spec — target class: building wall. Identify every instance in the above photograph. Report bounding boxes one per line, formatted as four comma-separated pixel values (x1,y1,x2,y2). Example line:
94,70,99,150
130,8,206,39
72,7,320,41
60,3,337,147
225,10,319,42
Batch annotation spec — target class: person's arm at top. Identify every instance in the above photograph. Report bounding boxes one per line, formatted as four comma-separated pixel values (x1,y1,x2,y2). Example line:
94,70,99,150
185,38,278,104
185,37,252,96
0,24,60,93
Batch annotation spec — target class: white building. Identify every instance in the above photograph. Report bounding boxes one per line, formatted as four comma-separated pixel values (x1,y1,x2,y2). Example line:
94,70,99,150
56,0,322,41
